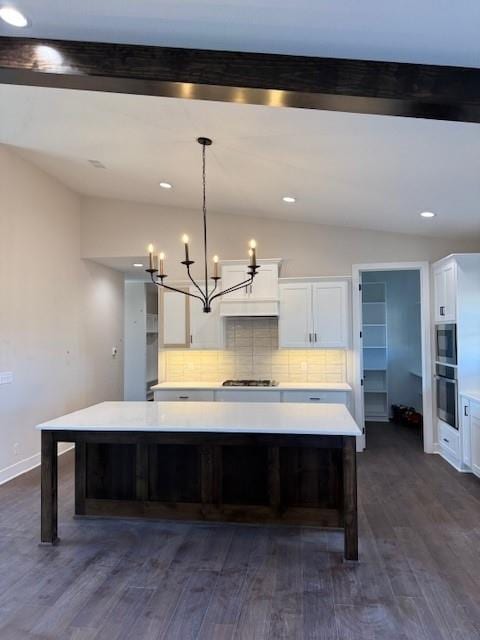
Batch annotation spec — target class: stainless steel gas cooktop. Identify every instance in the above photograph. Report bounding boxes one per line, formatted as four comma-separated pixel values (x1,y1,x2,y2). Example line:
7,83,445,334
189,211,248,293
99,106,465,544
222,379,279,387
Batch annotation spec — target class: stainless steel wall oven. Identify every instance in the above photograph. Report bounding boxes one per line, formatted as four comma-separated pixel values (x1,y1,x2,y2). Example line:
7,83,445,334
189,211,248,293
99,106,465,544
435,323,457,365
435,363,457,429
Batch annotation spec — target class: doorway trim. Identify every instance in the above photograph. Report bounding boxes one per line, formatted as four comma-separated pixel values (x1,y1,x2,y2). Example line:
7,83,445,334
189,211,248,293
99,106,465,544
352,262,433,453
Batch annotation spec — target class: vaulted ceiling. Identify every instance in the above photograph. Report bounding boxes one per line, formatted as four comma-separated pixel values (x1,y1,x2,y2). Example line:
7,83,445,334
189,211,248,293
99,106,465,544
2,1,480,67
1,83,480,239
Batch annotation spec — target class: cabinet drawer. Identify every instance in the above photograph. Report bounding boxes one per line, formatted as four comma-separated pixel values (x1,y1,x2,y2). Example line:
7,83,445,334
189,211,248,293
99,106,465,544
215,390,281,403
439,421,460,459
281,391,348,404
154,390,215,402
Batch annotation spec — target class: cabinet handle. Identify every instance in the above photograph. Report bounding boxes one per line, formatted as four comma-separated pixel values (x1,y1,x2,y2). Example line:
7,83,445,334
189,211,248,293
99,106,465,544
190,334,193,344
314,333,318,342
308,333,312,343
440,306,445,316
443,437,449,443
464,405,469,417
309,397,321,401
178,395,189,400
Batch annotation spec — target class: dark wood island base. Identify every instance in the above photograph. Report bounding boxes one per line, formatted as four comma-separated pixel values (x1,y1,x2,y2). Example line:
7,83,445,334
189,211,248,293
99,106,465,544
41,430,358,560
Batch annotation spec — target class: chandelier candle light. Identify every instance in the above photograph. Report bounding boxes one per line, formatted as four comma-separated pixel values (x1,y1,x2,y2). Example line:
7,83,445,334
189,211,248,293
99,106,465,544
146,137,259,313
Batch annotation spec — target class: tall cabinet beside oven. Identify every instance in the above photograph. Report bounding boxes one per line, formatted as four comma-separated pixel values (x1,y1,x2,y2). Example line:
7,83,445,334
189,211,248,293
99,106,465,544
432,254,480,472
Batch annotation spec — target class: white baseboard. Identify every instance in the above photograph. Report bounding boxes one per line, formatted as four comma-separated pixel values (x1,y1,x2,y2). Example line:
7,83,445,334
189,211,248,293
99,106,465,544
0,444,74,486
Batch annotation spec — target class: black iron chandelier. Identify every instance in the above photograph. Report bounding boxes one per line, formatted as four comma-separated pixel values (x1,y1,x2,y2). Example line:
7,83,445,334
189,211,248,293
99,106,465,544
146,137,259,313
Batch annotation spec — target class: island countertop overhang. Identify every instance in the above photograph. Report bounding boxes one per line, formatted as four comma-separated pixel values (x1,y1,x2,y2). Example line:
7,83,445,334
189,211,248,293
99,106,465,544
35,401,361,437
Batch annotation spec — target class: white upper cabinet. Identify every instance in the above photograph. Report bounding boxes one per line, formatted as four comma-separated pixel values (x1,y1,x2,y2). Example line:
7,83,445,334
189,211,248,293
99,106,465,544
221,264,251,300
162,286,224,349
279,283,313,348
279,280,349,349
249,264,279,300
162,289,189,347
219,260,280,316
433,260,456,322
189,285,224,349
312,282,349,348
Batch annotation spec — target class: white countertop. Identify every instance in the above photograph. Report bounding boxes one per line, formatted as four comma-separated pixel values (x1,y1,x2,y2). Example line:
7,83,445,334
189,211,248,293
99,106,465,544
459,390,480,404
36,401,361,436
151,381,352,392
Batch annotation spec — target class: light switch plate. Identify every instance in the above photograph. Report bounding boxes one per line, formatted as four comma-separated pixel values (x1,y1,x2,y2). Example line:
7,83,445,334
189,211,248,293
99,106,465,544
0,372,13,385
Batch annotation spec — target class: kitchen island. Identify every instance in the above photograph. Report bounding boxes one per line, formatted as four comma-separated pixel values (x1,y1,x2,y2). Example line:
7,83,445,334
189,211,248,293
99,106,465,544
37,401,361,560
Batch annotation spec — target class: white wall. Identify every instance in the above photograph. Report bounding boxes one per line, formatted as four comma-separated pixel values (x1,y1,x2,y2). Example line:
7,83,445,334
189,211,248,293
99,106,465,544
363,270,422,411
0,146,124,483
81,197,480,277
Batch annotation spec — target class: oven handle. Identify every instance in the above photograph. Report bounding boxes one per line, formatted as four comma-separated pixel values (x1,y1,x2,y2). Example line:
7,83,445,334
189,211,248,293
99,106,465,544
434,376,457,386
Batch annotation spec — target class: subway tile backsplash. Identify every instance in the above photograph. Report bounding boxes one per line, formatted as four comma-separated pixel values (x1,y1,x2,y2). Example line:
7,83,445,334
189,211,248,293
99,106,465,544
164,317,346,383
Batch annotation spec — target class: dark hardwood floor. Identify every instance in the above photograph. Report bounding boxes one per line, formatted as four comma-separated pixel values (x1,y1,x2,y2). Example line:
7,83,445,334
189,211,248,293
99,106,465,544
1,422,479,639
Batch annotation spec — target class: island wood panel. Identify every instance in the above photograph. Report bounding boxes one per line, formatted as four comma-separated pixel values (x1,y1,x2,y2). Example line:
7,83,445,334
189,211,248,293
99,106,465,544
41,430,357,560
82,441,342,513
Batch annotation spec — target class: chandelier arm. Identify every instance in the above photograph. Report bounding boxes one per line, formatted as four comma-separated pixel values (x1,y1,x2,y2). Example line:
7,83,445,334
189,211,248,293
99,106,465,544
206,279,218,303
159,283,206,303
209,275,254,303
186,263,208,302
150,274,206,303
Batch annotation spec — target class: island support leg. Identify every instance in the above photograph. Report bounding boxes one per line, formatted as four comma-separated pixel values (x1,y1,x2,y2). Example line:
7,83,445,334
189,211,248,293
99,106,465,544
41,430,59,544
75,441,87,515
342,436,358,561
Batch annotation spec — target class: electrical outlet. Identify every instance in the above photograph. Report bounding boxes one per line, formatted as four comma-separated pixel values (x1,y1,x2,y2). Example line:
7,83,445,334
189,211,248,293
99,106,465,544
112,347,118,358
0,372,13,385
13,442,19,456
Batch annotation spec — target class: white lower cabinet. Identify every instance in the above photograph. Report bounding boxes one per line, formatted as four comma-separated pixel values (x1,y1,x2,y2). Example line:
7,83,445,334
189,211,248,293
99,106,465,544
460,397,471,469
439,420,460,465
281,390,348,405
471,401,480,478
154,390,215,402
153,387,351,407
215,390,281,403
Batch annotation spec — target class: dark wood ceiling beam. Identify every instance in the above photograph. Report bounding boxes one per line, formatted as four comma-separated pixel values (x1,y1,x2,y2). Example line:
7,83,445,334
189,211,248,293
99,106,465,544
1,36,480,122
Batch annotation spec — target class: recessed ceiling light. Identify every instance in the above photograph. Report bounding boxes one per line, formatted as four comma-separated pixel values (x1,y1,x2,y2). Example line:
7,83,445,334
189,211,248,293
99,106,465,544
420,211,436,218
133,263,144,268
159,182,172,189
0,6,29,27
282,196,296,203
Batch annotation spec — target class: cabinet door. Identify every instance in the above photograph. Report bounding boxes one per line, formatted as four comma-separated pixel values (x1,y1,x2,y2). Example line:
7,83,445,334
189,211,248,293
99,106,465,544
215,390,281,402
154,390,215,402
281,390,348,404
221,265,250,299
279,283,313,348
443,262,456,322
189,286,224,349
312,281,349,348
461,398,471,468
163,290,189,347
434,263,456,322
471,402,480,478
250,264,278,300
433,269,446,323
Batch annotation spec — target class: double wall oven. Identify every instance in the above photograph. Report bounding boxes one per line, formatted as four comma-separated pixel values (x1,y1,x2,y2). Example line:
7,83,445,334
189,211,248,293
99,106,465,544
435,323,458,429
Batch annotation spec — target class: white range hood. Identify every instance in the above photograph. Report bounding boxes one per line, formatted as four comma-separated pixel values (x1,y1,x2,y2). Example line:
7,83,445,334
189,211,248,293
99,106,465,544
219,259,281,317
